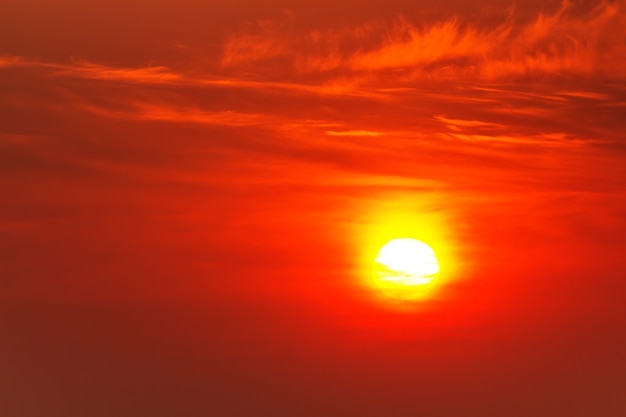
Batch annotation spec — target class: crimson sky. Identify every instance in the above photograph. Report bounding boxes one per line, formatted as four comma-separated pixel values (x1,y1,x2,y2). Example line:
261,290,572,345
1,1,626,416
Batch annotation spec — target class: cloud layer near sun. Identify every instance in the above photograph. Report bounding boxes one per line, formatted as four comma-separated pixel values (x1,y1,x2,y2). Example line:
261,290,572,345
222,1,626,84
2,1,625,288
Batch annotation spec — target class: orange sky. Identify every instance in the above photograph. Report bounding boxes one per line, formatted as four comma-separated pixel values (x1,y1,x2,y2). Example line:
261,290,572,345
1,1,626,416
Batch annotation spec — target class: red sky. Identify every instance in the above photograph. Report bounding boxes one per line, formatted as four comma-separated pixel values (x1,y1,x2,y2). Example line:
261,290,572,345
1,1,626,416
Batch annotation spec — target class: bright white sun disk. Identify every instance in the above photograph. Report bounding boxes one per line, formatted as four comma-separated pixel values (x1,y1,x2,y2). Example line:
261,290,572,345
374,238,440,289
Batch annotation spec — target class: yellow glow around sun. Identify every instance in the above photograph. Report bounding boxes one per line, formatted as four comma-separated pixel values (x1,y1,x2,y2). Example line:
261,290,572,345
373,238,440,300
352,195,461,306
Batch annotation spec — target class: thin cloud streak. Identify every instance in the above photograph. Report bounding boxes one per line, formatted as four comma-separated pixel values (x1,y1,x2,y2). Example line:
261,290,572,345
0,55,181,83
326,130,384,137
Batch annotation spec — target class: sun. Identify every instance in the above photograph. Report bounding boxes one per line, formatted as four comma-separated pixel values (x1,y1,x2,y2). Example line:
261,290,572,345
373,238,440,300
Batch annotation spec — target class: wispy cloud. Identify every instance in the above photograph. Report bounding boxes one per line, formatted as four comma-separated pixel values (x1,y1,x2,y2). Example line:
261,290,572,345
0,54,27,67
221,16,294,68
221,1,626,84
435,116,505,132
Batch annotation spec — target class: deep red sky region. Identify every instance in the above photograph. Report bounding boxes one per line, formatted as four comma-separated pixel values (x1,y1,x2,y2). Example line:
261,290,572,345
1,1,626,416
